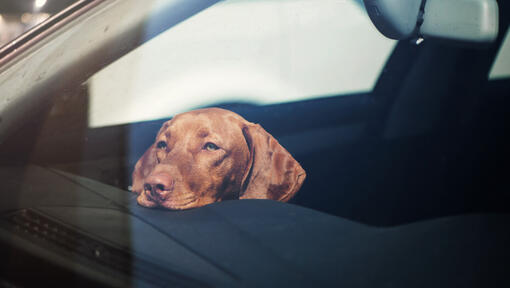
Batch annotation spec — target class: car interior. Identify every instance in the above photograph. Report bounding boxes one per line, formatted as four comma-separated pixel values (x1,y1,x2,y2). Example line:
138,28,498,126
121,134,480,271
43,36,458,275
0,0,509,287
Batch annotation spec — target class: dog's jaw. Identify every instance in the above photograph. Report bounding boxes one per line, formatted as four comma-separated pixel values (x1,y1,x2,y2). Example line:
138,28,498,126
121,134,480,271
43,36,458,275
159,197,202,210
136,193,158,208
137,190,204,210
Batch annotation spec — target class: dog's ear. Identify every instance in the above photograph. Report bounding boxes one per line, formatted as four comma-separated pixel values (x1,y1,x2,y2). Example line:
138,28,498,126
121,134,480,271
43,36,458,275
131,145,157,194
240,124,306,202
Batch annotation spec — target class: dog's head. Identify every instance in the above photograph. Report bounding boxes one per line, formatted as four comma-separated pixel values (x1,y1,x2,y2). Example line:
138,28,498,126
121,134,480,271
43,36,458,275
132,108,306,210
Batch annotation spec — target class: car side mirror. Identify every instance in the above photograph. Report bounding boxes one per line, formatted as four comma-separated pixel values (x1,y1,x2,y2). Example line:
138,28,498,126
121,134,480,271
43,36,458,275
363,0,499,45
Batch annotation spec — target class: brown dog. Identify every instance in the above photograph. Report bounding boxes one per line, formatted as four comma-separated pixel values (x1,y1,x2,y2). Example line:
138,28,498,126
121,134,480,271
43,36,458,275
131,108,306,210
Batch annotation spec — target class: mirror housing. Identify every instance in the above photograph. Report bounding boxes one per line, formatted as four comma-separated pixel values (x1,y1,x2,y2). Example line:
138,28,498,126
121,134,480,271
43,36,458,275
420,0,499,43
364,0,499,44
364,0,423,40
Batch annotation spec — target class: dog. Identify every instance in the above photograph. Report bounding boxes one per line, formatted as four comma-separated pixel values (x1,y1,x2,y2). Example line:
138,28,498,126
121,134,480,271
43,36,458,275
131,108,306,210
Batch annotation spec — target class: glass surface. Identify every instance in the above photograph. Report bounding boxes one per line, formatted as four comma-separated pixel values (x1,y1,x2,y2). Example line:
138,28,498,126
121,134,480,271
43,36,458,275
0,0,509,285
88,0,395,127
0,0,508,223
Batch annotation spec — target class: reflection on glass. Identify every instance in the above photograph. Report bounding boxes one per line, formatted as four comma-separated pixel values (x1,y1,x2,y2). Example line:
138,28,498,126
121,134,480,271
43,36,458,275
0,0,78,47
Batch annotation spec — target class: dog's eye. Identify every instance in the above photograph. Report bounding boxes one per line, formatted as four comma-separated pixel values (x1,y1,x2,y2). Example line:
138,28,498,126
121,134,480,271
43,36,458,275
156,141,167,149
204,142,219,151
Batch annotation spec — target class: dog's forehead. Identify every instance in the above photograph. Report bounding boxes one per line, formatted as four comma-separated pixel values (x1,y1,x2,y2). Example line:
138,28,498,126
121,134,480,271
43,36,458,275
162,109,245,137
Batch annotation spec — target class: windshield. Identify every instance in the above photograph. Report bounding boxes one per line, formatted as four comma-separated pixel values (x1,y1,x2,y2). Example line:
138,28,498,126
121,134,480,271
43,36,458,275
88,0,395,127
0,0,509,223
0,0,509,286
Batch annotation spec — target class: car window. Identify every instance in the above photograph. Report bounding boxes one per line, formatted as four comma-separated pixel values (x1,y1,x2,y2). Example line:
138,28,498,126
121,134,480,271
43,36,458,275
489,24,510,80
1,1,510,286
0,0,508,226
88,0,395,127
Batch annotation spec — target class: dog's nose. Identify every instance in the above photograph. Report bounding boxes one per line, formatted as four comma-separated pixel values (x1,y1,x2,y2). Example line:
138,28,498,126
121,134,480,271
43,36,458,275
144,173,174,199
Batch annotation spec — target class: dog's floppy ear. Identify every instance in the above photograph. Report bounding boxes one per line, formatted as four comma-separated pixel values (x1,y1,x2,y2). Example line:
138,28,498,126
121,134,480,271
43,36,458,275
240,123,306,202
131,145,157,194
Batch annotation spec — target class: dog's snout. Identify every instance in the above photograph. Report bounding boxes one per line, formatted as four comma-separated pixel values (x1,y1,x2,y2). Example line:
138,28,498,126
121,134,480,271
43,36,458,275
144,173,174,199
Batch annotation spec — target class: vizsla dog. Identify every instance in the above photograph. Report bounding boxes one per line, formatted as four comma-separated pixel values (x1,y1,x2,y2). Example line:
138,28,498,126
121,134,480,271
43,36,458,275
131,108,306,210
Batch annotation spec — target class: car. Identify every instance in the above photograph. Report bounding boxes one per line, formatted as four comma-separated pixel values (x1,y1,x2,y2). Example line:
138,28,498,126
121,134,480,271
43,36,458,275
0,0,509,287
